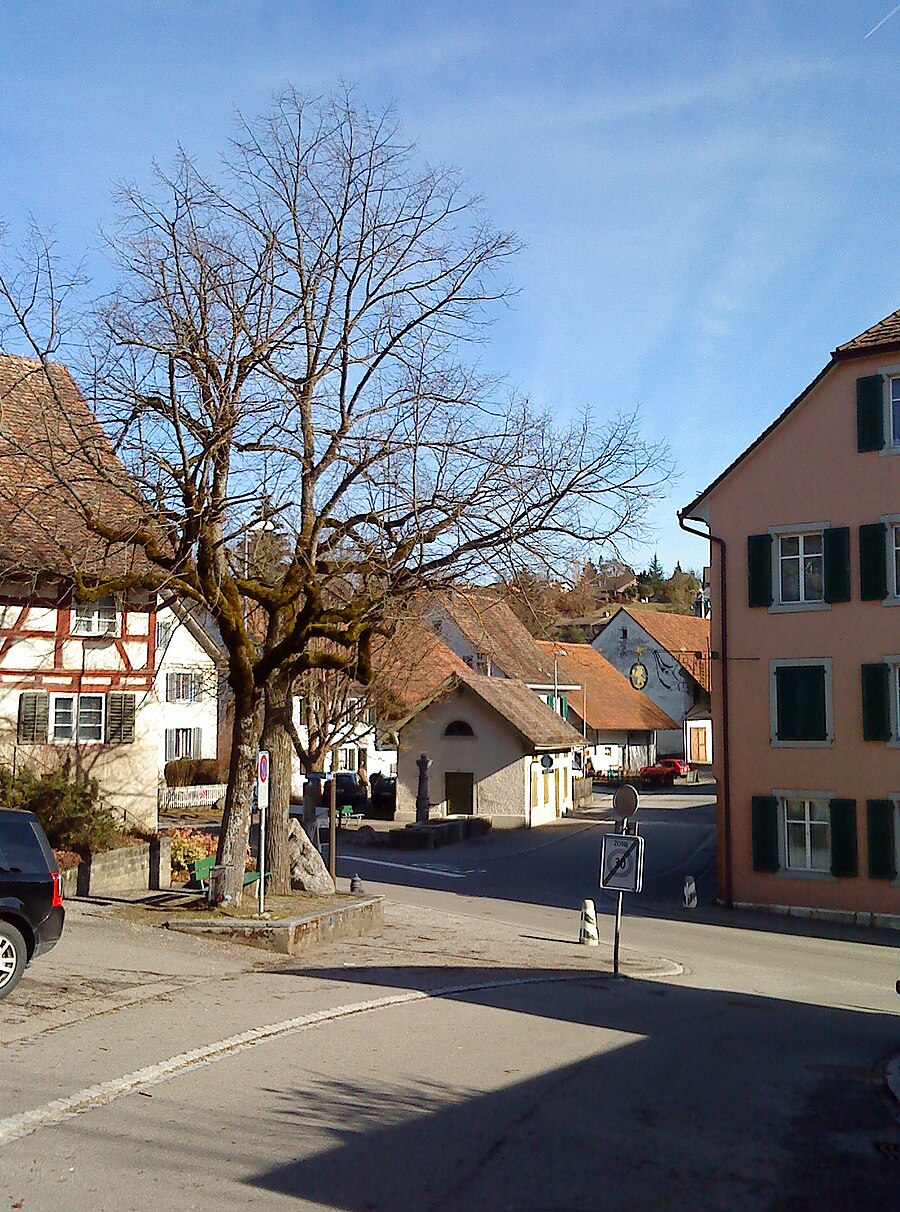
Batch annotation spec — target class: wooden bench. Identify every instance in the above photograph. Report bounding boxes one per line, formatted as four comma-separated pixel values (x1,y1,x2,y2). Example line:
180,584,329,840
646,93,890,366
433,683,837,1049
187,855,261,891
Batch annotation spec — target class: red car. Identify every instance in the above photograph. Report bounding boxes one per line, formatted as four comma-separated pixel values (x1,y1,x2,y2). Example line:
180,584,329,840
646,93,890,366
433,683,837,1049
638,763,676,787
658,757,690,778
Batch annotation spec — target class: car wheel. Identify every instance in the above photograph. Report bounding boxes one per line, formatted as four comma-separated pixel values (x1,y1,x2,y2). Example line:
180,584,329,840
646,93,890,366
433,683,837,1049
0,921,27,1000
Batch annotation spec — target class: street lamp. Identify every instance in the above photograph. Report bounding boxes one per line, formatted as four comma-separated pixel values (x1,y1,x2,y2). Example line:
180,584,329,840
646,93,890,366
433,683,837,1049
553,648,567,716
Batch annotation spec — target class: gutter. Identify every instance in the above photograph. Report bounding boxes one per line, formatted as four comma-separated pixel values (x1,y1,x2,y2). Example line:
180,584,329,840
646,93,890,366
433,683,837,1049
677,509,733,908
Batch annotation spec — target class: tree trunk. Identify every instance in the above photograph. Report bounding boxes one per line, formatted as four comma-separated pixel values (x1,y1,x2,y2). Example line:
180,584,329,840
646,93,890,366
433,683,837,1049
217,699,261,902
260,672,294,894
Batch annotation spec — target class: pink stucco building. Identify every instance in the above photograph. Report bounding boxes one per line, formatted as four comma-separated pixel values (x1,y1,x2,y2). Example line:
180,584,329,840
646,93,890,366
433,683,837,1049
681,309,900,928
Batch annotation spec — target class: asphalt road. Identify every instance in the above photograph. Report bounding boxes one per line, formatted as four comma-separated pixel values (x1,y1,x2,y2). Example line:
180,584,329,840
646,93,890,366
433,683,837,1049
1,791,898,1212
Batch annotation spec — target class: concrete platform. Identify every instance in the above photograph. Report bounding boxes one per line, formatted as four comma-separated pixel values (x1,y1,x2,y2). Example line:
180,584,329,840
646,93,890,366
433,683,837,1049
165,894,384,955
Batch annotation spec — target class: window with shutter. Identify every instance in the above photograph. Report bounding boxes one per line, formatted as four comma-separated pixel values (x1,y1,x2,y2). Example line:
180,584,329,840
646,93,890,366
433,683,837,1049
859,522,888,600
866,800,897,880
861,663,891,741
823,527,850,603
829,799,857,878
747,533,772,607
751,796,779,872
106,693,136,744
856,375,885,452
771,661,830,745
783,797,831,872
17,692,49,743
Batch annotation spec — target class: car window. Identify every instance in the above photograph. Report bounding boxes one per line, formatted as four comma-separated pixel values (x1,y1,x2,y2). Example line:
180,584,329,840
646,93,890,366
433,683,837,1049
0,815,53,873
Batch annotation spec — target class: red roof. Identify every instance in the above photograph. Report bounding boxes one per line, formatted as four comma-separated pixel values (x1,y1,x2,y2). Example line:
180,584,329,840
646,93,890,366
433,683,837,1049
605,607,711,692
0,353,150,582
536,641,676,731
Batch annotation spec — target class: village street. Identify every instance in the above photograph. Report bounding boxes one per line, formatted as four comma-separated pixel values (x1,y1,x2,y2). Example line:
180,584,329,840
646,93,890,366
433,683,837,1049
1,800,899,1212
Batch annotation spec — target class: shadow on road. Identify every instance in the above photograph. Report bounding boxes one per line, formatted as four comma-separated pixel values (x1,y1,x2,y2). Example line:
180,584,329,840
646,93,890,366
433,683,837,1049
235,965,900,1211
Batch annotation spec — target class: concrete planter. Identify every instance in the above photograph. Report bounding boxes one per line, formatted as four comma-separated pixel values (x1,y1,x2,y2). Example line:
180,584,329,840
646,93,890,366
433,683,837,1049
167,894,384,955
59,837,171,898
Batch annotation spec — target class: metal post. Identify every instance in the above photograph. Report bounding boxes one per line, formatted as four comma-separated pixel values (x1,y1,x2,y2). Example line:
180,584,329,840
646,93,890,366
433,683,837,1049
329,771,337,883
613,891,623,976
258,793,266,916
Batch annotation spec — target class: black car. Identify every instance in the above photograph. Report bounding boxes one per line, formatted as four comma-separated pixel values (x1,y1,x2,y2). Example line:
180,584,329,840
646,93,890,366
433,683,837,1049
321,772,368,812
369,775,396,820
0,808,65,1000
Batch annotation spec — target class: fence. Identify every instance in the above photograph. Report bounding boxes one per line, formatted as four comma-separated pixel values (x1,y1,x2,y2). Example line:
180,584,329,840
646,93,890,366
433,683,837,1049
158,783,228,814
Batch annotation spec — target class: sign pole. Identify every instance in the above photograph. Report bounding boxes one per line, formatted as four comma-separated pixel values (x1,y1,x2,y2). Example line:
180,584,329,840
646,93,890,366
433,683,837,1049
329,767,337,883
613,890,624,976
256,750,270,916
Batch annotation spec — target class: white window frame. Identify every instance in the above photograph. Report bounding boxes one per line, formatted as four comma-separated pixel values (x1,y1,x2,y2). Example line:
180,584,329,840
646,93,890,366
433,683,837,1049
881,514,900,606
774,791,834,877
768,523,829,612
887,655,900,749
72,595,120,637
769,658,834,748
890,374,900,450
51,693,105,743
336,746,357,772
165,727,201,761
166,670,202,704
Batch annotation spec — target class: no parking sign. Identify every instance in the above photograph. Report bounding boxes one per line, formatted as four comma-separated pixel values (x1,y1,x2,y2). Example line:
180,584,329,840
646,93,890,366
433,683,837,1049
257,750,270,810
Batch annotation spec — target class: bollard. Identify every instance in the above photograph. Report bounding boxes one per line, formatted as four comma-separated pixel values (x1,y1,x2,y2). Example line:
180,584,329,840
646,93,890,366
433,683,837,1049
683,875,698,909
579,898,599,945
350,873,363,894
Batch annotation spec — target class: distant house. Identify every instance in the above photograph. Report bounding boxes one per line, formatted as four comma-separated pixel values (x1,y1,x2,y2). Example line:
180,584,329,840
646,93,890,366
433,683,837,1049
0,353,161,830
536,641,676,773
428,588,579,715
681,306,900,926
392,669,585,827
592,606,712,763
154,602,224,773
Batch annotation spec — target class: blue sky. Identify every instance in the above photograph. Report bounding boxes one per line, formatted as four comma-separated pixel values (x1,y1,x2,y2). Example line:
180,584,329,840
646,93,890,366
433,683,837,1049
1,1,899,577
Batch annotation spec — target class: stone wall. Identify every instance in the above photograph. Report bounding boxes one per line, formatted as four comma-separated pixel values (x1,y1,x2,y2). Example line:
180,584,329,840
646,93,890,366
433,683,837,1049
59,837,171,897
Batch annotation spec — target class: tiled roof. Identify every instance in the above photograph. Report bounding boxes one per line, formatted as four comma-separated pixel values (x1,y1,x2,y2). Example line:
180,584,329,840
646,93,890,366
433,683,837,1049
608,607,711,692
834,307,900,354
536,641,676,731
0,353,149,581
459,673,586,749
371,618,472,717
431,587,563,685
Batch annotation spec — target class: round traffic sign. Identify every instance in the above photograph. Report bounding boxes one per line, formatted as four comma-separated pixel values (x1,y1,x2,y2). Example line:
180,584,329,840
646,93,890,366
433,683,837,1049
540,754,554,770
258,752,269,783
612,782,639,817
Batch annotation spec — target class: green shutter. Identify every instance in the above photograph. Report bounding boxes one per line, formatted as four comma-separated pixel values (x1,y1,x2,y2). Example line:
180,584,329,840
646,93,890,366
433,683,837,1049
859,522,888,600
106,692,136,744
861,663,891,741
751,796,780,872
823,526,851,603
747,533,772,608
866,800,897,880
829,799,858,877
775,665,827,742
17,691,49,743
856,375,885,452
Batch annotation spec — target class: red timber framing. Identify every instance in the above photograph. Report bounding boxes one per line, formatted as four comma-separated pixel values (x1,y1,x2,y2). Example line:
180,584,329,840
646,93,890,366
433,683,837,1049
0,586,157,694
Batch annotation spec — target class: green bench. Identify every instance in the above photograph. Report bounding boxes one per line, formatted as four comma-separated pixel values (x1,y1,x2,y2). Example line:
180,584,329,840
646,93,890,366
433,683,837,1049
187,855,261,892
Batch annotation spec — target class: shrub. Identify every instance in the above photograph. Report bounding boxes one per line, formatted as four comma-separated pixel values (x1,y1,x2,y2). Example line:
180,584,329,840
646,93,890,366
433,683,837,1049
0,762,124,857
169,827,218,871
164,757,224,787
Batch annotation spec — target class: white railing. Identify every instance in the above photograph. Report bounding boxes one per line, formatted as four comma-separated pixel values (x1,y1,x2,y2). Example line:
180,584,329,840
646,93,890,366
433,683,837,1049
158,783,228,813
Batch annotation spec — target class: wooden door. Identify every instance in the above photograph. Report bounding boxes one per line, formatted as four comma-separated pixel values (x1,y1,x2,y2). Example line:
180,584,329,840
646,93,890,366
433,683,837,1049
690,726,708,764
445,771,474,815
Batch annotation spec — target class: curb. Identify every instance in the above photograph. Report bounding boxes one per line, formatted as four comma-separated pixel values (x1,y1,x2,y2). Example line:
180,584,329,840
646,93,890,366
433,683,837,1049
165,894,384,955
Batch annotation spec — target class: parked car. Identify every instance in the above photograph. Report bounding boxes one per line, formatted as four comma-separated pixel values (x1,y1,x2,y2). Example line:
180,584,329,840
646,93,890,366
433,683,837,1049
638,763,676,788
658,757,690,778
321,772,368,812
369,775,396,820
0,808,65,1000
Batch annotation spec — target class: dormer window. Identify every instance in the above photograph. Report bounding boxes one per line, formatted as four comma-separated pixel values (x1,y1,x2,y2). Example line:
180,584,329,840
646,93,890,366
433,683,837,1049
73,595,119,637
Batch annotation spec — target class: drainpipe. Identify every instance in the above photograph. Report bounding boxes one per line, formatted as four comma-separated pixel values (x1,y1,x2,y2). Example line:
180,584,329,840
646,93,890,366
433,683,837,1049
677,510,732,908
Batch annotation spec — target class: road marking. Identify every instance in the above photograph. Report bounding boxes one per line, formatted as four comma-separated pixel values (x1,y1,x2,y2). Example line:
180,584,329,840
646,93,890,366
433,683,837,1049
337,856,485,877
0,973,604,1147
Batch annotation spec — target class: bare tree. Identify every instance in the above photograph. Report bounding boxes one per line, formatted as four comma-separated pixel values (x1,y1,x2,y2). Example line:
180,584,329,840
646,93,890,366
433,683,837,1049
0,89,671,901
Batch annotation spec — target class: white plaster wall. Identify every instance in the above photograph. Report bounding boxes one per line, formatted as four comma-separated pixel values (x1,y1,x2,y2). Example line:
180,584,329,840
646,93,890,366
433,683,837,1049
0,684,159,831
396,685,573,825
594,620,692,755
153,608,219,772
